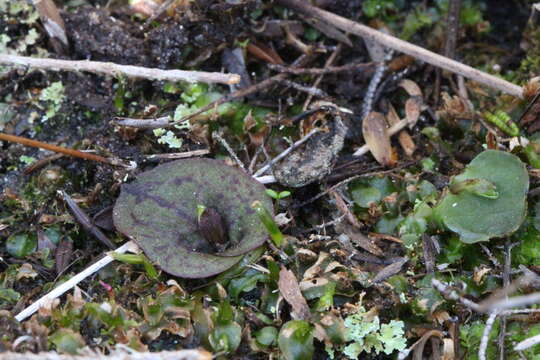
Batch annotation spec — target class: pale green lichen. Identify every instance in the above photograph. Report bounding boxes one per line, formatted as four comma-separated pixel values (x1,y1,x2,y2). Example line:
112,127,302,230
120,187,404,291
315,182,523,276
40,81,65,121
153,128,183,149
333,306,407,358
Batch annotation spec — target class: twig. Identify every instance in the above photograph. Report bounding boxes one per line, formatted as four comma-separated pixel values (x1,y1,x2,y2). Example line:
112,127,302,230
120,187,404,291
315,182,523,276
144,149,210,161
479,311,499,360
0,132,124,166
0,349,211,360
0,54,240,85
275,0,523,98
303,44,342,110
15,241,139,322
23,153,64,175
279,79,329,98
480,292,540,312
253,128,320,177
269,61,373,75
498,240,513,360
444,0,462,59
113,116,171,129
60,191,116,249
515,333,540,351
212,131,245,170
431,278,481,311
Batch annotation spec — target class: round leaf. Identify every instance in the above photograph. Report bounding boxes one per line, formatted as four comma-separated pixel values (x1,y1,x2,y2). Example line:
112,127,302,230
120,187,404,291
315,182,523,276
6,233,37,258
278,320,314,360
113,158,273,278
435,150,528,243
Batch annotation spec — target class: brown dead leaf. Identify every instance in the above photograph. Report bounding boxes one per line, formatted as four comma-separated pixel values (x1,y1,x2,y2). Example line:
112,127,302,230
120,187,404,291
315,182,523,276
55,238,73,275
278,267,311,320
244,111,269,147
340,223,384,257
399,79,423,97
371,257,408,283
247,42,284,65
331,190,361,228
303,252,330,279
362,112,395,167
386,103,416,156
404,98,421,128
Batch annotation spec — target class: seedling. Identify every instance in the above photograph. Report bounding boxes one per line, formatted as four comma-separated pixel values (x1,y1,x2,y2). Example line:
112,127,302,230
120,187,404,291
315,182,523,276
252,200,284,247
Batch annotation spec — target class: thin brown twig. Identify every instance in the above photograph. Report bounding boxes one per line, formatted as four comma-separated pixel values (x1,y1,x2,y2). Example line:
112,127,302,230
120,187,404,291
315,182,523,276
0,132,117,165
23,153,64,175
0,54,240,85
269,61,373,75
275,0,523,98
303,44,342,110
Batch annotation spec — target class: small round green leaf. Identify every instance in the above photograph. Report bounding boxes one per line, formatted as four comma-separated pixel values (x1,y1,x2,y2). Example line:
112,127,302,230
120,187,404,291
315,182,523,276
435,150,529,243
278,320,314,360
6,233,37,258
113,158,273,278
255,326,278,347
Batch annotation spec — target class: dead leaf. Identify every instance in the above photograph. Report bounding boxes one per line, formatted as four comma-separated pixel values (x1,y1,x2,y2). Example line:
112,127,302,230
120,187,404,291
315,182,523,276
341,224,384,257
362,112,395,166
55,239,73,275
399,79,423,97
16,263,38,281
386,103,416,156
331,190,361,228
371,257,408,283
404,98,421,128
247,42,284,65
303,252,330,280
278,267,311,320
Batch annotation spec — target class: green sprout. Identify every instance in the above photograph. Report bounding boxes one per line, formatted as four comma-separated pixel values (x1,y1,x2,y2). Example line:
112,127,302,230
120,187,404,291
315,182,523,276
252,200,283,247
484,110,519,137
110,253,159,280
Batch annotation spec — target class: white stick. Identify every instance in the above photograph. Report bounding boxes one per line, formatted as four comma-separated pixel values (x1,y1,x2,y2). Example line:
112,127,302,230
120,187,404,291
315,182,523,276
15,241,139,322
515,333,540,351
479,311,499,360
0,54,240,85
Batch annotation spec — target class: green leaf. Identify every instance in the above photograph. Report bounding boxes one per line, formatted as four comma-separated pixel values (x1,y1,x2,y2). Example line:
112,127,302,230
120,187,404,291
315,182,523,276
434,150,528,243
209,322,242,353
6,233,37,258
278,320,314,360
50,328,85,354
113,158,273,278
255,326,278,347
